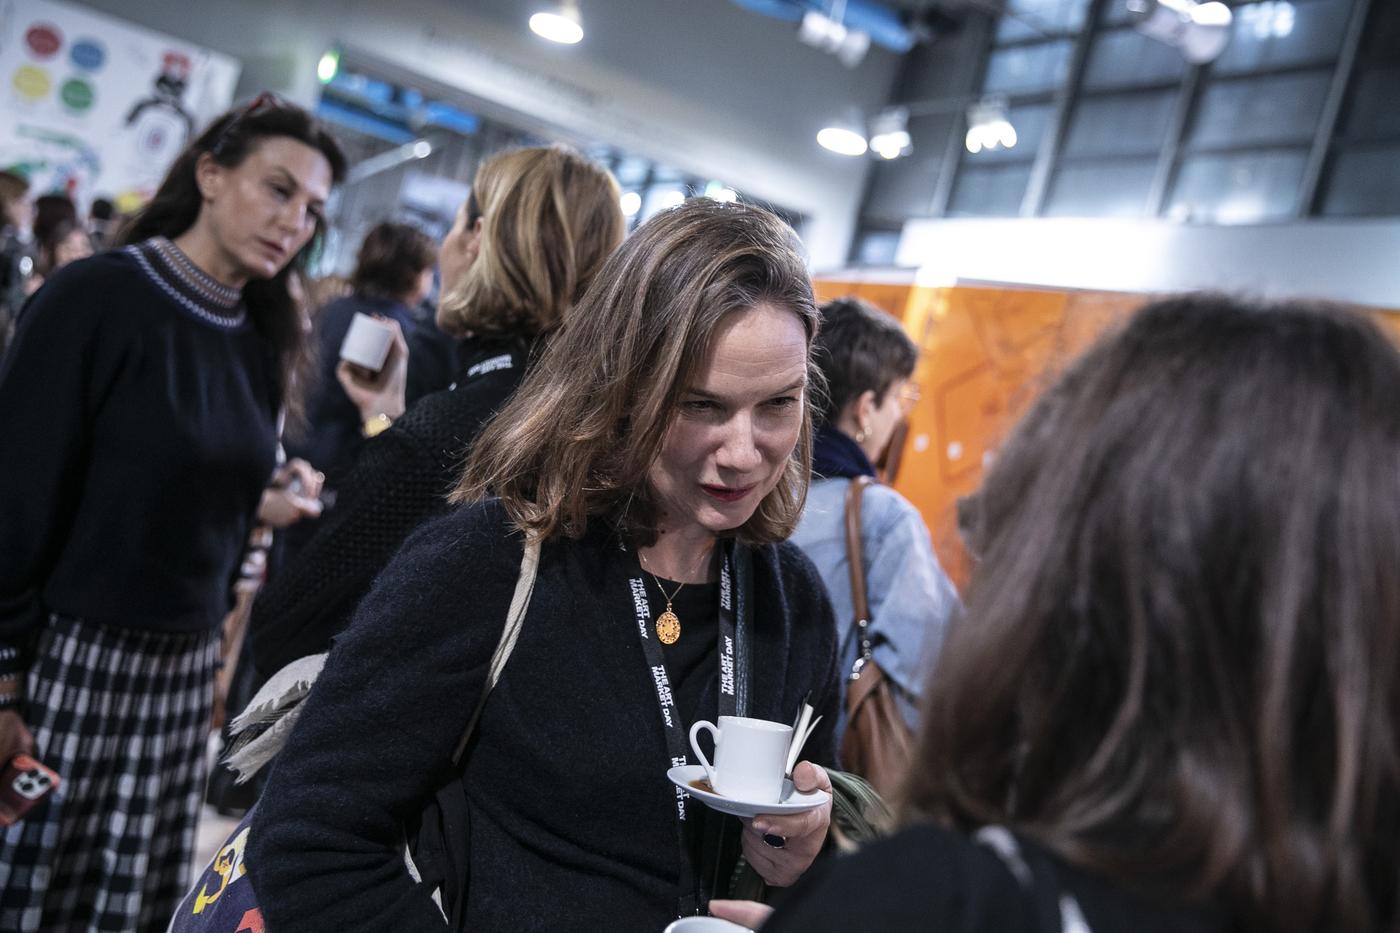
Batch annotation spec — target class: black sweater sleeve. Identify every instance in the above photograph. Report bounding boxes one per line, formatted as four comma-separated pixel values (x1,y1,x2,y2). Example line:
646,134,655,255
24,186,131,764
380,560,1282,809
247,503,524,932
0,263,123,649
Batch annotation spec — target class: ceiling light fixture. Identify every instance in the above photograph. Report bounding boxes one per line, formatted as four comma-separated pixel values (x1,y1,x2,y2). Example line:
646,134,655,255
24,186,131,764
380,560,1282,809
529,0,584,45
1127,0,1232,64
964,98,1016,154
869,107,912,160
818,106,869,157
798,4,872,69
317,49,341,84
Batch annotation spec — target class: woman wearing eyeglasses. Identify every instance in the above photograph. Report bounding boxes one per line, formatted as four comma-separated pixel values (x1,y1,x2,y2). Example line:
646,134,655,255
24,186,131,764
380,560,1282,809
0,95,345,932
789,297,960,793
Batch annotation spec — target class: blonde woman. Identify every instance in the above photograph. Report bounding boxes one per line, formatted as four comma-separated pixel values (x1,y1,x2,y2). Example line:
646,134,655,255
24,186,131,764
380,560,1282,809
246,146,625,683
248,200,841,930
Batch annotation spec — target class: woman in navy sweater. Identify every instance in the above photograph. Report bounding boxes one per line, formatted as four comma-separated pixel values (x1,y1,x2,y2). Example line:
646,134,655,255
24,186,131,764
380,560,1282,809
0,95,344,932
249,199,842,931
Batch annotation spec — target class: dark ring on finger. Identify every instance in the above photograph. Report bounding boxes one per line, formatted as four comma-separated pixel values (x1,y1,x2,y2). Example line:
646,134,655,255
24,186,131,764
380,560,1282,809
762,833,786,849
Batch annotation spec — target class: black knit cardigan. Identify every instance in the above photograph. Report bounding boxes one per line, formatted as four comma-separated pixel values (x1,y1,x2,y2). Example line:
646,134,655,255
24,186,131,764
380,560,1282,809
247,499,841,933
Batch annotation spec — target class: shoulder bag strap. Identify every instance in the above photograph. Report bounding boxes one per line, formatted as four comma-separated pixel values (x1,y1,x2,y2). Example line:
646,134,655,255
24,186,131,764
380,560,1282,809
844,476,874,678
451,536,541,764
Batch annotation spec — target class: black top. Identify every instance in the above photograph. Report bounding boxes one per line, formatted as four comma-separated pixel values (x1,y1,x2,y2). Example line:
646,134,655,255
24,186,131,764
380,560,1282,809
248,337,531,678
0,239,278,654
763,823,1231,933
289,293,457,487
247,500,841,933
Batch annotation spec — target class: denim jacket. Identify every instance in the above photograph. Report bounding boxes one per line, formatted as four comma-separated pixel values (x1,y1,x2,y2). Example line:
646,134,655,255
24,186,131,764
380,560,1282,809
790,476,961,736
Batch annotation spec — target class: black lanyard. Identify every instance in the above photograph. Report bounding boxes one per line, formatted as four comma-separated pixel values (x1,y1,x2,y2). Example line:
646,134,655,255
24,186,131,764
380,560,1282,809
623,537,752,918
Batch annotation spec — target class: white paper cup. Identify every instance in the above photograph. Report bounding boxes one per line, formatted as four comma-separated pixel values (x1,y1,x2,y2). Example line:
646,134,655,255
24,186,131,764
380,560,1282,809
339,312,395,372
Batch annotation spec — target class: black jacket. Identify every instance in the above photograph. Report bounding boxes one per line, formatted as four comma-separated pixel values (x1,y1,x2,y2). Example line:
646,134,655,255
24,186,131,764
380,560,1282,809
764,822,1230,933
249,337,531,678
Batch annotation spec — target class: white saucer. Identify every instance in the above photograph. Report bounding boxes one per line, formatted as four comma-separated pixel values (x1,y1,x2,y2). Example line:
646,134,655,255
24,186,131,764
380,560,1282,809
666,765,830,819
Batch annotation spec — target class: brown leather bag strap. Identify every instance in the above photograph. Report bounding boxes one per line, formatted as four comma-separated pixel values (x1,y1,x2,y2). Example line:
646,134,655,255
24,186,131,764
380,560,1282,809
844,476,874,679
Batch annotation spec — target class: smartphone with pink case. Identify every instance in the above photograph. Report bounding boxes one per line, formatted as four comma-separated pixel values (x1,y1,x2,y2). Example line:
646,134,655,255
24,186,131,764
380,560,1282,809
0,754,60,826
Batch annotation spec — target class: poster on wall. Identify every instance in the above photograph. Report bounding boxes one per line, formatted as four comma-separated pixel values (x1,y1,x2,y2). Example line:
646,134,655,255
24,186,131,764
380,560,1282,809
0,0,239,210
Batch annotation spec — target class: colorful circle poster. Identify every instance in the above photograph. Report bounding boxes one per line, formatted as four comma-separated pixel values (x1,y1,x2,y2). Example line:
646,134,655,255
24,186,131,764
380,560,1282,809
0,0,239,206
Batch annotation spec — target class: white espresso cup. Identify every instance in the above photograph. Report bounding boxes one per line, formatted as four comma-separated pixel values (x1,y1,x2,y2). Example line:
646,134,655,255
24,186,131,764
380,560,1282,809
663,918,752,933
688,715,792,804
339,312,396,372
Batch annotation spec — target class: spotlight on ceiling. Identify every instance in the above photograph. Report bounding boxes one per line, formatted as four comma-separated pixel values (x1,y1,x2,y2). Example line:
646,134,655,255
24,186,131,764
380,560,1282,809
798,9,872,68
818,106,870,156
1127,0,1232,64
869,107,912,160
529,0,584,45
964,99,1017,154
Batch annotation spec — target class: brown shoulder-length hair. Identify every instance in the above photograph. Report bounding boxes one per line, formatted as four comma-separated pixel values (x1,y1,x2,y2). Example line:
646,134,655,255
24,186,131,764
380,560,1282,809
436,145,623,339
456,198,820,545
906,295,1400,932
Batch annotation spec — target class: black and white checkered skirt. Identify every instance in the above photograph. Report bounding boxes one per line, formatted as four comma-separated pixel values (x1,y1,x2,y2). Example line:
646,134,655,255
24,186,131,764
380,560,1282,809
0,615,219,933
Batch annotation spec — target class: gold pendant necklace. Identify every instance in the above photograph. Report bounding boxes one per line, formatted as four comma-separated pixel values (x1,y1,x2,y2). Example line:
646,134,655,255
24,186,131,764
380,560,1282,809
655,600,683,645
641,545,712,646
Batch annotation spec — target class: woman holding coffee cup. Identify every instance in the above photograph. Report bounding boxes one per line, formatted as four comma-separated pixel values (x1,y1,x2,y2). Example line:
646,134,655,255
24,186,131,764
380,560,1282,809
248,198,840,930
0,95,344,930
244,145,626,688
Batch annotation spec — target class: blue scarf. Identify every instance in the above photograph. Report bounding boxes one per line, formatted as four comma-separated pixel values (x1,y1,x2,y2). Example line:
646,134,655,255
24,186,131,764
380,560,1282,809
812,423,877,480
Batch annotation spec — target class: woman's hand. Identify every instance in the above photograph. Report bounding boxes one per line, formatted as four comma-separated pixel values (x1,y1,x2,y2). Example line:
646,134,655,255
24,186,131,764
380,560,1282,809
708,899,773,929
740,761,832,887
336,317,409,421
0,709,35,764
257,458,324,528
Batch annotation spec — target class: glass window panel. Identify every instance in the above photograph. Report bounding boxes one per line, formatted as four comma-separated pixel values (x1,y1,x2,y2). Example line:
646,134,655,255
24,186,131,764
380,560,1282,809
965,103,1054,164
612,156,651,186
855,230,902,266
1189,70,1330,148
1083,28,1187,89
1045,157,1158,216
1363,0,1400,61
984,41,1074,95
1320,146,1400,216
1099,0,1136,27
1213,0,1351,75
996,0,1090,42
948,163,1033,217
1343,67,1400,140
1063,91,1176,157
1168,149,1308,222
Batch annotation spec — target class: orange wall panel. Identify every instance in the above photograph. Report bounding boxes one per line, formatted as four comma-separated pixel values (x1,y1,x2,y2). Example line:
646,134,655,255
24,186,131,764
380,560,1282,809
813,279,1400,589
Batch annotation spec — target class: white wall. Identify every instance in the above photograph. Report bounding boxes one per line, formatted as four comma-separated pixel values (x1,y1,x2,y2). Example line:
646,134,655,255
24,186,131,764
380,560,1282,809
896,217,1400,308
69,0,901,268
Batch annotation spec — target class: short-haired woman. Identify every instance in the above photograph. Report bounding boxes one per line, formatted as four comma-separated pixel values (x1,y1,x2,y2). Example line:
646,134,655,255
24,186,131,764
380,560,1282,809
246,145,625,682
790,297,960,754
718,295,1400,933
291,220,443,488
0,95,345,931
247,199,841,930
